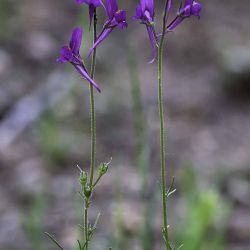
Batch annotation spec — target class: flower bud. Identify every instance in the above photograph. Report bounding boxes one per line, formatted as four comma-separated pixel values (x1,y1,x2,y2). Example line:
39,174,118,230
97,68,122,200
98,163,109,176
84,185,92,198
79,171,87,186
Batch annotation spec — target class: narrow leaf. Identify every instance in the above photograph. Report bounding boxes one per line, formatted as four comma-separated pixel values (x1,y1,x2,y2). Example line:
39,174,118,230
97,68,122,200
44,232,64,250
77,240,82,250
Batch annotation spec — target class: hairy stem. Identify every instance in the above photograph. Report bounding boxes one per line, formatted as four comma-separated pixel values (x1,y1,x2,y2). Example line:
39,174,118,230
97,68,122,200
89,11,97,188
157,43,170,250
158,1,172,249
84,198,89,250
84,10,98,250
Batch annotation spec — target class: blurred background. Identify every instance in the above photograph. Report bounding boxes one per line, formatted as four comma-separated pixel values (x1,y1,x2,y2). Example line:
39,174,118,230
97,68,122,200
0,0,249,249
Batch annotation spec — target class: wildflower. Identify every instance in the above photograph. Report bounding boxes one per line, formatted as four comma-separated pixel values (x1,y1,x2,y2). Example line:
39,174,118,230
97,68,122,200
57,27,101,92
75,0,103,27
133,0,157,63
166,0,173,14
88,0,127,56
167,0,202,31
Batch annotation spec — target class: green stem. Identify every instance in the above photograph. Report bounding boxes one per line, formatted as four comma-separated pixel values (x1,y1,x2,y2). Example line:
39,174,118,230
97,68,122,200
158,2,171,248
84,10,98,250
92,174,102,189
84,198,89,250
158,44,170,250
89,11,97,187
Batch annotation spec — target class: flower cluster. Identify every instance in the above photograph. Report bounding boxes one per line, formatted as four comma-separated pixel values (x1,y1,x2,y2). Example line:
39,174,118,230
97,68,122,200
133,0,202,62
57,0,128,92
58,1,202,90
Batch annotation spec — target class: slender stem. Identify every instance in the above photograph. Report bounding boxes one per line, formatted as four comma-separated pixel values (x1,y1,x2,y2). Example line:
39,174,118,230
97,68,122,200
84,10,98,250
84,198,89,250
92,174,102,188
89,11,98,187
158,2,171,249
158,44,170,250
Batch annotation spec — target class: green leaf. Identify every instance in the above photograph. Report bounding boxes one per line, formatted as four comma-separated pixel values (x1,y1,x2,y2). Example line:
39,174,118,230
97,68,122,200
44,232,64,250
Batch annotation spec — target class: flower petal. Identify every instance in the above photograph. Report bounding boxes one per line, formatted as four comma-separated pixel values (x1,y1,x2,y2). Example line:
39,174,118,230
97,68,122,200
106,0,118,19
57,46,73,63
140,0,146,13
132,5,143,20
191,1,202,17
146,0,154,17
114,10,128,29
146,26,157,64
166,0,173,15
184,0,193,8
114,10,126,23
75,0,85,4
88,4,95,28
167,16,184,31
183,0,195,16
92,0,102,6
76,0,102,6
70,27,83,55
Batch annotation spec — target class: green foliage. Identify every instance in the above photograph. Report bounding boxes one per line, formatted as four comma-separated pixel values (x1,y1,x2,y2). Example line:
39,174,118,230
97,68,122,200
175,167,230,250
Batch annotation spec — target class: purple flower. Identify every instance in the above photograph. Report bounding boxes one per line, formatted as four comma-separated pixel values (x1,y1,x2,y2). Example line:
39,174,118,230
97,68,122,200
88,0,127,56
167,0,202,31
133,0,157,63
57,27,101,92
165,0,173,19
76,0,103,27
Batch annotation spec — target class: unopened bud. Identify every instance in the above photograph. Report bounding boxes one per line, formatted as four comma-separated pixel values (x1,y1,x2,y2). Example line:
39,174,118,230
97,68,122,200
79,171,87,186
84,185,92,198
98,163,109,176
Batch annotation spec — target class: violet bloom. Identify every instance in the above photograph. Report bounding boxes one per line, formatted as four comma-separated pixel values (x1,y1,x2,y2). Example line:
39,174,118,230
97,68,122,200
166,0,173,14
88,0,127,56
133,0,157,63
167,0,202,31
57,27,101,92
76,0,102,27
